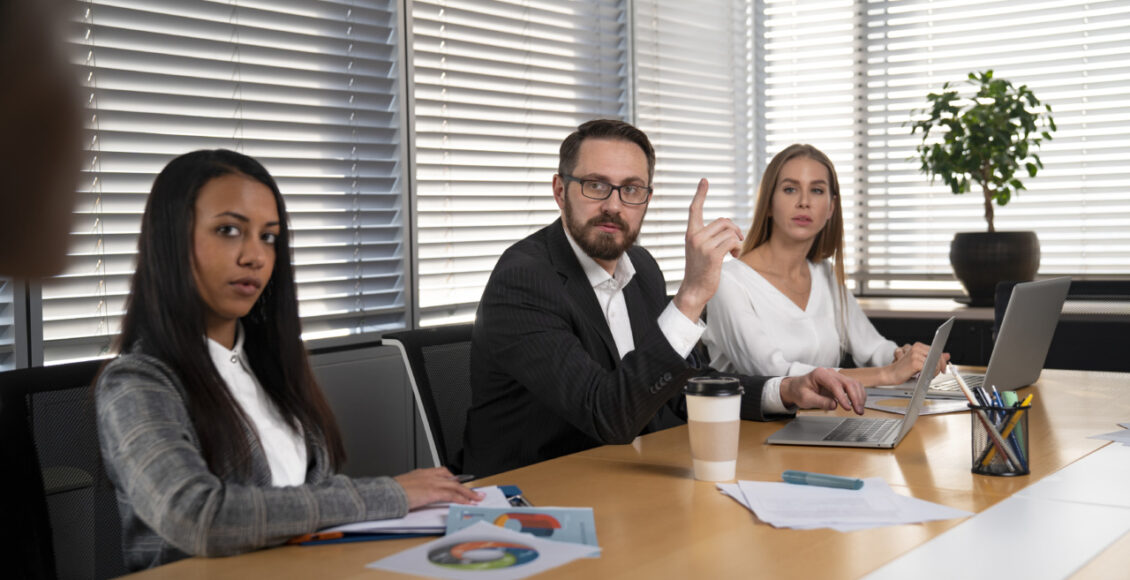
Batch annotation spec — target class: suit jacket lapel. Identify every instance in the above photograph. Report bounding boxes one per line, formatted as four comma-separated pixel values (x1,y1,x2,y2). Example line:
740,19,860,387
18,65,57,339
546,219,619,363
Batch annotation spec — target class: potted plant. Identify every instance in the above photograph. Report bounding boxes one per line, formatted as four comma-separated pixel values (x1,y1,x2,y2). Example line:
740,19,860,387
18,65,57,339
910,70,1056,306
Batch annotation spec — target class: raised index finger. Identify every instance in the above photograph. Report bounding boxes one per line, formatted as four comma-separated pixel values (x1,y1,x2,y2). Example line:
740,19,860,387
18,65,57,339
687,178,708,231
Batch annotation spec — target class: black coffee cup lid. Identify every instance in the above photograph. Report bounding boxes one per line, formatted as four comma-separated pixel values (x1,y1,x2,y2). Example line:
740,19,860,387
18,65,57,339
683,377,744,396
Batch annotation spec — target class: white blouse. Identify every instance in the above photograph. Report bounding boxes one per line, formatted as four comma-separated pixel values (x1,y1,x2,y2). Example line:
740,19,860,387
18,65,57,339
207,328,307,486
702,259,896,377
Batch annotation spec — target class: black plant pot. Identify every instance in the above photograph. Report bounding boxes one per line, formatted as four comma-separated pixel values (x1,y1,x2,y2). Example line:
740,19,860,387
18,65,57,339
949,231,1040,307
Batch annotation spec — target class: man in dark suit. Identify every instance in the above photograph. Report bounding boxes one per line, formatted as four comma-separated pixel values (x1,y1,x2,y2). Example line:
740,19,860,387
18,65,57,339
463,119,864,476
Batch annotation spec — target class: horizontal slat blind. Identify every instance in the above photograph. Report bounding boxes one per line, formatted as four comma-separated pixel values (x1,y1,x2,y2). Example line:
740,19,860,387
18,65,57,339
0,279,15,370
634,0,757,294
411,0,628,326
762,0,865,289
45,0,406,364
764,0,1130,296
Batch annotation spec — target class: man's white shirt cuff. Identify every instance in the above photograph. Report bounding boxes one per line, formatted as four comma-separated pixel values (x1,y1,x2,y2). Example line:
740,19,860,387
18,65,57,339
760,376,790,415
657,302,705,359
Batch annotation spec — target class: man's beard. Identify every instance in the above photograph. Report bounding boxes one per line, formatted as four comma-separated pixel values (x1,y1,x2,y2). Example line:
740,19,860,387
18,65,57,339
563,194,642,261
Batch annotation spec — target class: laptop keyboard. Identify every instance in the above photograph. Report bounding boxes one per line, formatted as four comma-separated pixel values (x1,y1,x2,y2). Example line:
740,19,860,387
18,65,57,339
824,418,901,442
930,373,984,392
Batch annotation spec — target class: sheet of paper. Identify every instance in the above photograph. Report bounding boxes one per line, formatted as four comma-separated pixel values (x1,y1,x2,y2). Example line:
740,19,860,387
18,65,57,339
865,397,969,415
717,483,749,509
446,505,599,556
1088,429,1130,445
367,521,597,579
323,486,510,534
722,478,971,532
738,478,900,526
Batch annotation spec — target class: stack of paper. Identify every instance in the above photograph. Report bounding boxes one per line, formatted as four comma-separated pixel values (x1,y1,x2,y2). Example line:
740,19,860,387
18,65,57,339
1088,421,1130,446
367,503,602,578
718,478,970,532
318,486,511,536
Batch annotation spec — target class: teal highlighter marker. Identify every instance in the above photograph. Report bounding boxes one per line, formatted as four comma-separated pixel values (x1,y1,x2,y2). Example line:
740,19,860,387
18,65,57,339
782,470,864,490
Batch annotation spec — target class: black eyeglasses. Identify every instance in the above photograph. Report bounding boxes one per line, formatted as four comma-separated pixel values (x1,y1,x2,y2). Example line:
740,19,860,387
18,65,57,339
560,174,652,206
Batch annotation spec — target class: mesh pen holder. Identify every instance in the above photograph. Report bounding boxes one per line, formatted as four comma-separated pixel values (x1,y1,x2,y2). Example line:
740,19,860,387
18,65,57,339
970,403,1031,477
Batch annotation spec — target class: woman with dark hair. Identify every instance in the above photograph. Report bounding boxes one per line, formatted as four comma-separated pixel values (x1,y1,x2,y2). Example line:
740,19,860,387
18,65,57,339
96,149,480,571
702,144,946,388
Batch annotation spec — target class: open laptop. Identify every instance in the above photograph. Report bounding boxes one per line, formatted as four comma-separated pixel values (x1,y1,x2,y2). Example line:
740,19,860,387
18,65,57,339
766,317,953,449
874,277,1071,399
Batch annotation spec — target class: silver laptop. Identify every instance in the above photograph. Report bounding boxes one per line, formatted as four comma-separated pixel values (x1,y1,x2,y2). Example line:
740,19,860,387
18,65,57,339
874,277,1071,399
766,317,953,449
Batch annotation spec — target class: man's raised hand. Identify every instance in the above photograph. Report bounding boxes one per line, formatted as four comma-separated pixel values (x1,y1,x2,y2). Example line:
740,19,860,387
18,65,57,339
673,178,743,321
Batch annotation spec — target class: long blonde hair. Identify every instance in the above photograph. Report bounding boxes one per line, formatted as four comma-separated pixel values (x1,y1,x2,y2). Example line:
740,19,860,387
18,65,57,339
742,144,850,357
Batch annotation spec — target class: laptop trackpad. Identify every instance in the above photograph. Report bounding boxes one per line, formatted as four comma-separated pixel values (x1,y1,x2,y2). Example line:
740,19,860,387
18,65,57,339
767,416,844,443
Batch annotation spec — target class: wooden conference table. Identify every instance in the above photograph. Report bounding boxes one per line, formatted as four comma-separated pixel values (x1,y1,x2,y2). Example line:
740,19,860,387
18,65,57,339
123,368,1130,579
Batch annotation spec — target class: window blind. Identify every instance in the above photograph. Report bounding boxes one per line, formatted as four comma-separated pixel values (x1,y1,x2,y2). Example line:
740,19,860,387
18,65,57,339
763,0,1130,295
0,279,20,371
410,0,628,326
761,0,865,289
634,0,758,294
43,0,407,364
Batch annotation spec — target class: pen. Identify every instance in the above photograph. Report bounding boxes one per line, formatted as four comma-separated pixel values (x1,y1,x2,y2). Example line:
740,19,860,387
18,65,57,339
1013,393,1034,460
990,385,1006,425
508,494,533,507
287,531,344,545
971,387,990,409
455,474,476,483
782,470,864,490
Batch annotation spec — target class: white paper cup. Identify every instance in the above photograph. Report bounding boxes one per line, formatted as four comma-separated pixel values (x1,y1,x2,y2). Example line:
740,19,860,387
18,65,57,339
684,377,744,482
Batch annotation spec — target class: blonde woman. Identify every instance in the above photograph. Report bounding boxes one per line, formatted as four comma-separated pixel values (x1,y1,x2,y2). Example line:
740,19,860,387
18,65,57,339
703,144,946,387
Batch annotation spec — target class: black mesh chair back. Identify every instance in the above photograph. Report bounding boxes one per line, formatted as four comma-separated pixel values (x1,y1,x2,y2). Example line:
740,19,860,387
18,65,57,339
382,324,473,473
0,360,124,579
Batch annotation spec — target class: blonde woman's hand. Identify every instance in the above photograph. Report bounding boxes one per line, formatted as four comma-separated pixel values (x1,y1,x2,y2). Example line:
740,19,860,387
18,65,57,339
886,342,949,384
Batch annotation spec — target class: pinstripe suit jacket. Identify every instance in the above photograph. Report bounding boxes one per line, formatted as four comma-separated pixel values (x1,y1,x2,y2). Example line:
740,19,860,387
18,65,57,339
462,219,786,476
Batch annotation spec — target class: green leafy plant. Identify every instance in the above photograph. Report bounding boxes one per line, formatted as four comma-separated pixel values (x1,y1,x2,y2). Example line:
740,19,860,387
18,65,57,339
910,70,1056,232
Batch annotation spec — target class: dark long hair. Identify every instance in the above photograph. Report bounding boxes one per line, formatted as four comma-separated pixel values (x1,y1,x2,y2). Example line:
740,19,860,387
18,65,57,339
114,149,344,478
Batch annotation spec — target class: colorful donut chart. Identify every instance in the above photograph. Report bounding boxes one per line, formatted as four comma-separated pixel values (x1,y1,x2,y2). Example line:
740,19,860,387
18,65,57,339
492,512,562,537
428,540,539,570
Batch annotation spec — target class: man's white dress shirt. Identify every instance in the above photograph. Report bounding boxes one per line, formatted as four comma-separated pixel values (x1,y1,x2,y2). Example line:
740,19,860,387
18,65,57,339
562,223,787,413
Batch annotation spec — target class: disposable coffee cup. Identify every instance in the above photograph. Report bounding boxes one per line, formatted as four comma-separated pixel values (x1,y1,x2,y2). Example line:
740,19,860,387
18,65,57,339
683,377,744,482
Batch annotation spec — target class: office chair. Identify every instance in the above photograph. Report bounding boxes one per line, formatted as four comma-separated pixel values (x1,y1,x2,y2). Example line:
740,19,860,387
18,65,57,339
0,359,125,580
994,279,1130,372
382,324,474,474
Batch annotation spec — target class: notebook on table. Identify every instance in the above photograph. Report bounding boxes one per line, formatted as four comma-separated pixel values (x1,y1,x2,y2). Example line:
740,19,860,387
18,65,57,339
873,277,1071,399
766,317,953,449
